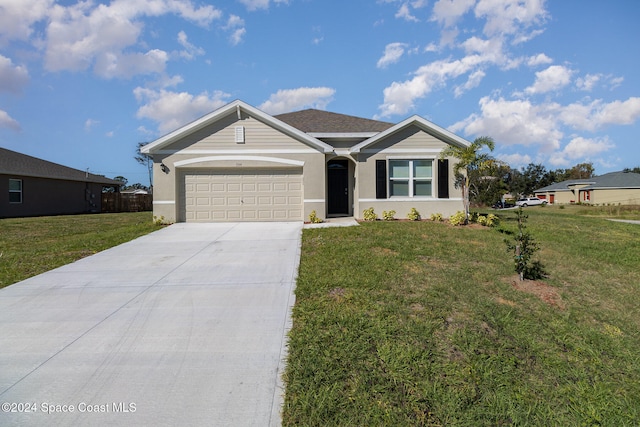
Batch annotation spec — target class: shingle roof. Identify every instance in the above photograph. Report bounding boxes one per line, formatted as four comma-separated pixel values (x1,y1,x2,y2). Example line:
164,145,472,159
274,109,394,133
0,147,121,185
534,171,640,192
582,171,640,189
534,178,594,192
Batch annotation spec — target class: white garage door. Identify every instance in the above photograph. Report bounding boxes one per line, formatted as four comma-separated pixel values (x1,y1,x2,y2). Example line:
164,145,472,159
182,169,303,222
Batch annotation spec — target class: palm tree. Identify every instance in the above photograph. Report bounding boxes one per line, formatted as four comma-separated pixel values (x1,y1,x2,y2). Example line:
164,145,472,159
440,136,495,224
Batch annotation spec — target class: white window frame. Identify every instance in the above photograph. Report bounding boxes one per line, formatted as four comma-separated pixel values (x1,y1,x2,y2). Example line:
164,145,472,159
388,158,434,198
9,178,22,204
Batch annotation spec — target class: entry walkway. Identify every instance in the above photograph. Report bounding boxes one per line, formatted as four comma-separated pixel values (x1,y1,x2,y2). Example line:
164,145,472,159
0,222,302,426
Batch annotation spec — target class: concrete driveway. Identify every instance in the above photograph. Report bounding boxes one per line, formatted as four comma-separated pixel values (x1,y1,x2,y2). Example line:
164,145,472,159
0,222,302,426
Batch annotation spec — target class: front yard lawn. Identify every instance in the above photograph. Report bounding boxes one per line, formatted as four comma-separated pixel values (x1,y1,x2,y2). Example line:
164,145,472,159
284,206,640,426
0,212,159,289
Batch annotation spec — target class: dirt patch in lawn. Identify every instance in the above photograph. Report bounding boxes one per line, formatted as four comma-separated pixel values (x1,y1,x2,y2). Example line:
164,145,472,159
507,275,565,309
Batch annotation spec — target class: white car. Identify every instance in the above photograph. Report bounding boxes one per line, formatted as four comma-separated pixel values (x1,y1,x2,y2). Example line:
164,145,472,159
516,197,547,207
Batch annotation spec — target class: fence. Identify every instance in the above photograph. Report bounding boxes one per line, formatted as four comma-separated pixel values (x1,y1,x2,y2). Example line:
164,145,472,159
101,193,152,213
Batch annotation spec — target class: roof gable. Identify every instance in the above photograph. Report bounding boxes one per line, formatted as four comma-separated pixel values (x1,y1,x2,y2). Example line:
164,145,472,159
350,115,471,153
0,147,120,185
141,100,334,154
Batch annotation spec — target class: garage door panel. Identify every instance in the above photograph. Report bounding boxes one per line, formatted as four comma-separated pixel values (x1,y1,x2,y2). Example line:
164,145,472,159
182,168,303,222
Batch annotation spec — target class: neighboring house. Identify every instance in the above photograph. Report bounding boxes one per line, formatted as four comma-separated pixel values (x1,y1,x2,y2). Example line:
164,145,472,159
121,188,149,195
534,171,640,205
141,100,471,223
1,147,121,218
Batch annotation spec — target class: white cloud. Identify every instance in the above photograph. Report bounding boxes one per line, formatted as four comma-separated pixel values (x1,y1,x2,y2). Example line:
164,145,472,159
259,87,336,115
525,64,574,95
549,136,615,168
498,153,532,168
94,49,169,79
43,0,221,78
454,69,486,97
0,0,54,44
475,0,548,37
559,97,640,131
229,28,247,46
177,31,205,59
592,97,640,127
451,95,640,163
0,109,21,131
85,118,100,132
225,15,246,46
0,55,29,94
608,76,624,90
431,0,476,27
526,53,552,67
238,0,289,12
378,53,492,117
377,43,409,69
134,87,230,133
396,3,420,22
561,136,614,160
450,96,563,151
575,74,600,92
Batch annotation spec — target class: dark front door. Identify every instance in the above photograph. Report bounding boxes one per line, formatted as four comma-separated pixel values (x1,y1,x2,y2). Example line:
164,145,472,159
327,160,349,216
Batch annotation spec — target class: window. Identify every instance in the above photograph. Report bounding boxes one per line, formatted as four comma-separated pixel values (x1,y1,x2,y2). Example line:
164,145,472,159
388,160,432,197
9,179,22,203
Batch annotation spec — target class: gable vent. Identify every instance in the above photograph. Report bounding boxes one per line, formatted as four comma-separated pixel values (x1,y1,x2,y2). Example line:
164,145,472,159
235,126,245,143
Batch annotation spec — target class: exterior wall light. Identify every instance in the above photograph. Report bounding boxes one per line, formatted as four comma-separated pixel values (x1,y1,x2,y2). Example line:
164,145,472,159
160,163,169,173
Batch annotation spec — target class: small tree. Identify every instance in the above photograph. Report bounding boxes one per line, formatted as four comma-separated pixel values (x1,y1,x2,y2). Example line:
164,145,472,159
440,136,495,224
135,142,153,193
506,208,545,281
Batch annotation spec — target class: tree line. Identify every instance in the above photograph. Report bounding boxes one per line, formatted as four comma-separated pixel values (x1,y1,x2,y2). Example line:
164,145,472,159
446,136,640,208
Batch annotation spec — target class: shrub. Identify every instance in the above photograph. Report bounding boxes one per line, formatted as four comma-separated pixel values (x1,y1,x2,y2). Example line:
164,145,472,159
407,208,421,221
476,214,499,227
363,207,378,221
430,213,443,222
382,210,396,221
505,207,546,281
449,211,466,226
308,210,323,224
153,215,166,226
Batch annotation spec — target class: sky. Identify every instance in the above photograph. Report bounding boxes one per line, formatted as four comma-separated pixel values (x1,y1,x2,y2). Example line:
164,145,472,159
1,0,639,186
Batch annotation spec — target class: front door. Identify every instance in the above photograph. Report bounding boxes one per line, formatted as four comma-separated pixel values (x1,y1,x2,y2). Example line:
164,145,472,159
327,160,349,216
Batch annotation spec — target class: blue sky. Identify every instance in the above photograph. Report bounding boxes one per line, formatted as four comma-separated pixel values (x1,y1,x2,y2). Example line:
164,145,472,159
1,0,639,185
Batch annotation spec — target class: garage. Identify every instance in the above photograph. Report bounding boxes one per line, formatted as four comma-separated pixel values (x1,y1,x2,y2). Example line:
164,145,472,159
180,168,303,222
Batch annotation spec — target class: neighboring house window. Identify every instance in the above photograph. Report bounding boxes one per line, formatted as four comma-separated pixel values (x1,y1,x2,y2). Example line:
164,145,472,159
9,179,22,203
389,160,433,197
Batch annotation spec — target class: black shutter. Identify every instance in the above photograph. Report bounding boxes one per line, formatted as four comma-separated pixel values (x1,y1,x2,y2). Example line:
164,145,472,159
376,160,387,199
438,159,449,199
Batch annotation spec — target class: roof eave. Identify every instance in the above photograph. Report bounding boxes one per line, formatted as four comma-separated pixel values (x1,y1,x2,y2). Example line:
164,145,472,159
308,132,379,139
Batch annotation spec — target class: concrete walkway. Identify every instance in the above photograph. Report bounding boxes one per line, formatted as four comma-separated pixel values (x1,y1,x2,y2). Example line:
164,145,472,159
607,219,640,225
0,222,302,427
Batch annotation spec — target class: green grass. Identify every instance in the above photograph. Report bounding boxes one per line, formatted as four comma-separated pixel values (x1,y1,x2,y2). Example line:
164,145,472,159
0,212,159,288
284,205,640,426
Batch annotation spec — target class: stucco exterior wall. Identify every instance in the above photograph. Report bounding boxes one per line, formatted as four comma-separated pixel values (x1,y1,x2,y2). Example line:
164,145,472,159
535,190,576,204
588,188,640,205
